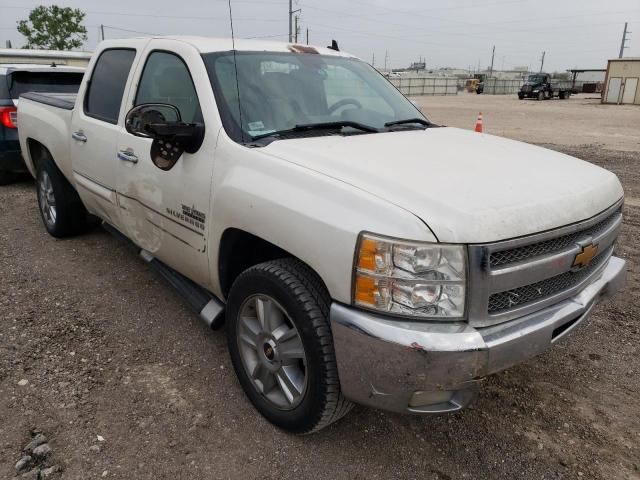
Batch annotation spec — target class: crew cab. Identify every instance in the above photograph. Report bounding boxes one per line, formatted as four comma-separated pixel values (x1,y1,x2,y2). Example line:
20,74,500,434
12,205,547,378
0,64,84,184
17,37,626,433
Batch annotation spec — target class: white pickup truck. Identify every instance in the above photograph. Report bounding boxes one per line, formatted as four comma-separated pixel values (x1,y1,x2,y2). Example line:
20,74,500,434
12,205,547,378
18,37,626,434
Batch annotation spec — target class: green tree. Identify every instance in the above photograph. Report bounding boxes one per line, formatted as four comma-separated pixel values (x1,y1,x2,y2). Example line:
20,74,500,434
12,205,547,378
17,5,87,50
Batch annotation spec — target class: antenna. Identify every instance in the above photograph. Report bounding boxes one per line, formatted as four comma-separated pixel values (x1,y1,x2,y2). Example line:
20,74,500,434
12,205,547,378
227,0,245,143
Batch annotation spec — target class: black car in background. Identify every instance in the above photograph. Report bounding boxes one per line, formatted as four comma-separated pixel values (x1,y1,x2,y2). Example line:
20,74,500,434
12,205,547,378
0,64,84,184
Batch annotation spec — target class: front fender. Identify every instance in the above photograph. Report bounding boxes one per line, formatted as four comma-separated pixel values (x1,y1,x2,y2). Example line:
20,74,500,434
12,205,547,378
208,138,436,303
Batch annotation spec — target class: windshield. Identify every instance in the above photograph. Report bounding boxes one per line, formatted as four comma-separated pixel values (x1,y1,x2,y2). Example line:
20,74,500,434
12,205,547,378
6,71,83,99
527,74,546,84
203,51,426,143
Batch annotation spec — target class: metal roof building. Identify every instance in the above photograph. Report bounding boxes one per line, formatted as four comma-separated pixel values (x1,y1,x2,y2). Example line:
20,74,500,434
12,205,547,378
602,58,640,105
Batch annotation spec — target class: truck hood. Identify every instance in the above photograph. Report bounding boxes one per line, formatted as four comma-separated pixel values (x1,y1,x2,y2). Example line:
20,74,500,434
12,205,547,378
261,127,623,243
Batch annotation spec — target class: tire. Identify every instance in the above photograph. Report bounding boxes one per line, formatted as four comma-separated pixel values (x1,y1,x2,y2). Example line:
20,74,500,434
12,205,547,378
226,258,353,434
518,93,524,100
537,91,544,101
36,155,87,238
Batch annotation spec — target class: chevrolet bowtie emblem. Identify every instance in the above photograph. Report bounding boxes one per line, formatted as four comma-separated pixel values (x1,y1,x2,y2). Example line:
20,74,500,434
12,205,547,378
573,243,599,269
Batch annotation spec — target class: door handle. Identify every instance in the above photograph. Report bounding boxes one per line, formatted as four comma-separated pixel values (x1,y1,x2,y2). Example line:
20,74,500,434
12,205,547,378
117,149,138,164
72,131,87,142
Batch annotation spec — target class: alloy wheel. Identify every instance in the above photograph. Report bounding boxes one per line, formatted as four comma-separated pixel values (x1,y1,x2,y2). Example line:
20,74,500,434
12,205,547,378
38,171,57,228
236,294,308,410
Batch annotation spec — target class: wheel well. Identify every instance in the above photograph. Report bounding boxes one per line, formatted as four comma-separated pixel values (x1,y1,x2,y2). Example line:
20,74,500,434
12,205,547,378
26,138,50,172
218,229,317,299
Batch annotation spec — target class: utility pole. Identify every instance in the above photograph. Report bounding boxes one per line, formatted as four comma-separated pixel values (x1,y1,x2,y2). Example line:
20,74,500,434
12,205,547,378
294,15,299,43
288,0,301,43
384,50,389,71
288,0,292,42
372,52,375,67
100,24,105,41
489,45,495,77
619,22,631,58
539,51,545,72
306,28,309,45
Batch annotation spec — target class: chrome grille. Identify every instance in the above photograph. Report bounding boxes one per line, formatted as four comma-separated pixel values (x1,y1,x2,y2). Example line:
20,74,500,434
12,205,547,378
488,249,610,314
467,200,623,327
490,209,620,267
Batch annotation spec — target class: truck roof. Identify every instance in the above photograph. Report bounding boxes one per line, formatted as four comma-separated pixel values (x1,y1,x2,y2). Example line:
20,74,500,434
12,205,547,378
105,36,357,58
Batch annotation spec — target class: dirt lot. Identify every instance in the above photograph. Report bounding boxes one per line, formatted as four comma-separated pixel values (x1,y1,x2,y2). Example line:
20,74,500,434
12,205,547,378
1,95,640,479
419,93,640,152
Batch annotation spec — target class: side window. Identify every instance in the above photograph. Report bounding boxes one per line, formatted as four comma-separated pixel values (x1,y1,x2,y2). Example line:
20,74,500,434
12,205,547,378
85,49,136,124
135,51,202,123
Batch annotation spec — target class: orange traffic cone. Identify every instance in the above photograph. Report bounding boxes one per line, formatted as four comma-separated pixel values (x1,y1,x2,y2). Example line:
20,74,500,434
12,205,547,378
474,112,483,133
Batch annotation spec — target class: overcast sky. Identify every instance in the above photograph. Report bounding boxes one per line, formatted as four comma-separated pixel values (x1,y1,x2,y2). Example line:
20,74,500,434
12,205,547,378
1,0,639,72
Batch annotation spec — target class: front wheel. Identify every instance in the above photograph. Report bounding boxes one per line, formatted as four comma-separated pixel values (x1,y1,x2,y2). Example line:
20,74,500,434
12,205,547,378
226,258,353,434
537,91,545,101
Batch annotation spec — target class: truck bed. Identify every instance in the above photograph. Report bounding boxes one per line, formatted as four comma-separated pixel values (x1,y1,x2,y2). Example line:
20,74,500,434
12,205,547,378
20,92,77,110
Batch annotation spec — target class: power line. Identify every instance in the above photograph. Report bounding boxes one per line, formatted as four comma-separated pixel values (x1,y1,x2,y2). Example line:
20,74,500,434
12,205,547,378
102,25,161,36
0,3,286,21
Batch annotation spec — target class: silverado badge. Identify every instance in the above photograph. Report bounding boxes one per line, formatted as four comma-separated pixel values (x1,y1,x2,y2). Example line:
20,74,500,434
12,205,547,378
573,243,599,269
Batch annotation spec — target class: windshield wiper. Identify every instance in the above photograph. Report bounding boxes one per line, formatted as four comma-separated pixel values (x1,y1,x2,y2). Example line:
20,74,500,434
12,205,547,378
384,118,431,128
251,121,379,141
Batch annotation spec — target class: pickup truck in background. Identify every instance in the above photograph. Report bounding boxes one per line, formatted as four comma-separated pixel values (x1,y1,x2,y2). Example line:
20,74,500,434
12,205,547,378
518,73,573,100
18,37,626,434
0,64,84,184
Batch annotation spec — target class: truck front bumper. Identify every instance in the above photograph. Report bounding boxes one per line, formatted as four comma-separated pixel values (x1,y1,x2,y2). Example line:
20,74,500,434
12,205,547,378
330,256,626,414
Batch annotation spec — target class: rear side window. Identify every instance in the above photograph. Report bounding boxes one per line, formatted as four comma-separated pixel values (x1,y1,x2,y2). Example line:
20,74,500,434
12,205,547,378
85,49,136,124
134,51,202,123
7,71,83,99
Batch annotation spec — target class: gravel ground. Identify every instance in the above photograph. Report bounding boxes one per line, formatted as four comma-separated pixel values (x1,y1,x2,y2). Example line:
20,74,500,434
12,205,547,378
1,98,639,479
418,93,640,152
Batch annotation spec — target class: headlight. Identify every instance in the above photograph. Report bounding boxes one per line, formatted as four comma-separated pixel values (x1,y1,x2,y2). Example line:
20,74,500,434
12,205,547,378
353,233,466,320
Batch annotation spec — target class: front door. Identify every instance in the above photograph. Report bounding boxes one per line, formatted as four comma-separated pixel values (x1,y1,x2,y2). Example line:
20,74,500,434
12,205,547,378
70,48,139,226
116,43,214,287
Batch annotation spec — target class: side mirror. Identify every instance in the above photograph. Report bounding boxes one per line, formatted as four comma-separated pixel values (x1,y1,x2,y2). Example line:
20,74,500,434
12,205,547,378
125,103,205,171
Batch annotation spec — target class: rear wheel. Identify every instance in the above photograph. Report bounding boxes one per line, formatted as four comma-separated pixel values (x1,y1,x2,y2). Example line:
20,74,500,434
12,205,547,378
36,156,87,237
537,91,545,101
226,258,353,434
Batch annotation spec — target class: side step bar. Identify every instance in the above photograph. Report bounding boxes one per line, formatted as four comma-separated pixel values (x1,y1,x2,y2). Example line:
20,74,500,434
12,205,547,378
102,222,225,329
139,249,225,329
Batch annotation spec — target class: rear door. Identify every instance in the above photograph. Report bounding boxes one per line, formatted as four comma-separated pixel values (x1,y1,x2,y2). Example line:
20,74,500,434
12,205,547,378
116,40,216,288
69,46,142,226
